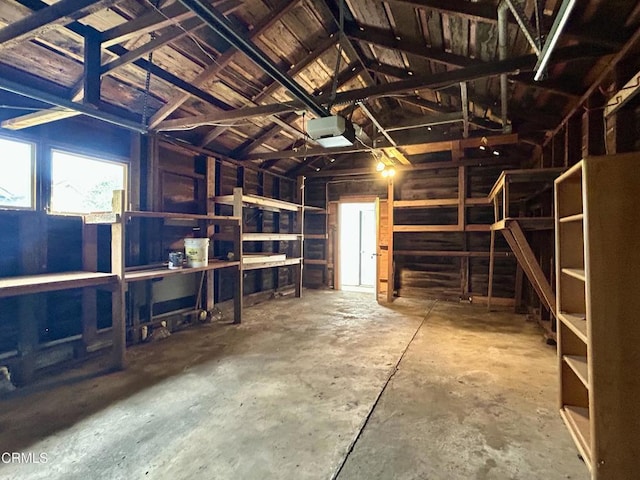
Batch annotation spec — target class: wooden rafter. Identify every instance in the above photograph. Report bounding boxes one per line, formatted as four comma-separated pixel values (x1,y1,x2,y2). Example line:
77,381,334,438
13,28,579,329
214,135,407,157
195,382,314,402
345,21,482,68
1,0,241,130
0,0,117,48
198,34,339,148
148,0,299,129
154,43,607,133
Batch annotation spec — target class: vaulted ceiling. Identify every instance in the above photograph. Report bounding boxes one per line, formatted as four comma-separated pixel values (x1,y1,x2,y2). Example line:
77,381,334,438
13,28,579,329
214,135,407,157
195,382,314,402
0,0,638,176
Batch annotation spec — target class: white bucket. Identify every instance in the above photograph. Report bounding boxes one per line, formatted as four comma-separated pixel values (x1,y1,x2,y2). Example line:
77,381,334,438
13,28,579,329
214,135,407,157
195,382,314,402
184,237,210,267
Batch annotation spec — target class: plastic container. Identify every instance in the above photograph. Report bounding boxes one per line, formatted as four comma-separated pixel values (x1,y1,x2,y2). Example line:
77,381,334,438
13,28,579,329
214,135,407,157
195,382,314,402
184,237,209,267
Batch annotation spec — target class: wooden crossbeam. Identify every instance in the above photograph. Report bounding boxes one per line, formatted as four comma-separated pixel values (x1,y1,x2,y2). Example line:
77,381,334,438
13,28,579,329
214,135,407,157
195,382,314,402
198,35,339,148
100,0,241,47
148,0,299,129
345,21,482,68
153,43,607,134
0,0,117,48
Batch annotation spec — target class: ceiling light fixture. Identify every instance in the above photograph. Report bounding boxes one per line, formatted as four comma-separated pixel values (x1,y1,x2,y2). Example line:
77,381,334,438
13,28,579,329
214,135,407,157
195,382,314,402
376,160,386,172
381,167,396,178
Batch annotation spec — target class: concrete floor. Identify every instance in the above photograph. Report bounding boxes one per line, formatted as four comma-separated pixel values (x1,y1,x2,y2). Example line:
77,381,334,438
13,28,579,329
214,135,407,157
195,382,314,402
0,290,587,479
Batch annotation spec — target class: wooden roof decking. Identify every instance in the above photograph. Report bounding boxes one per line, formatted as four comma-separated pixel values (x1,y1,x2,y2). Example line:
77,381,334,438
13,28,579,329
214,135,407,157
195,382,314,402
0,0,636,175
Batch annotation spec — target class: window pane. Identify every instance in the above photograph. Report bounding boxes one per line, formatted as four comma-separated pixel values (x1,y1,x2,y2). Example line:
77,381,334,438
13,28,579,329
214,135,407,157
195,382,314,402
0,138,33,209
51,150,125,213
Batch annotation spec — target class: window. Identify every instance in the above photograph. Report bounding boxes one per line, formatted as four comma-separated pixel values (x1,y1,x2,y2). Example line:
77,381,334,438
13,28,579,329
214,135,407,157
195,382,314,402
0,137,34,209
50,150,126,214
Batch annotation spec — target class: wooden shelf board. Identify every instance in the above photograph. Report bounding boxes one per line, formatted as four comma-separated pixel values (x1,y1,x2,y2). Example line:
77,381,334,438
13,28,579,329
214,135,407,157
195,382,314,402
304,206,326,213
305,259,327,265
85,211,240,225
394,250,510,258
559,213,584,223
394,198,458,208
243,253,286,264
563,355,589,388
0,271,117,298
213,194,300,212
243,233,301,241
465,224,491,232
560,406,592,471
305,234,327,240
124,261,240,283
562,268,586,282
394,224,461,233
242,257,302,271
559,312,588,343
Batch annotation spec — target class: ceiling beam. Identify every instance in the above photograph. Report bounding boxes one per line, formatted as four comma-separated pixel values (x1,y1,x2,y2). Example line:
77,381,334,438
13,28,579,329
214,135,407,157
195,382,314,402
101,2,194,47
244,133,519,161
384,0,623,49
177,0,328,118
0,0,117,49
2,0,242,129
366,48,581,101
303,155,520,178
156,102,301,131
345,21,482,68
384,112,464,132
0,72,146,133
154,43,609,132
101,17,203,74
198,35,339,148
327,43,609,106
149,0,299,129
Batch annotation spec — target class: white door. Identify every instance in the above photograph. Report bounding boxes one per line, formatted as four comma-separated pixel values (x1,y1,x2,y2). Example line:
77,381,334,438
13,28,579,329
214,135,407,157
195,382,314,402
359,208,376,287
339,202,376,291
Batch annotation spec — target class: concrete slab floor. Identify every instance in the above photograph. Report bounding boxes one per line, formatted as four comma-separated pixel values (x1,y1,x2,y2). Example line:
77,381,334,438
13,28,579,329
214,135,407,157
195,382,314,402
0,291,588,480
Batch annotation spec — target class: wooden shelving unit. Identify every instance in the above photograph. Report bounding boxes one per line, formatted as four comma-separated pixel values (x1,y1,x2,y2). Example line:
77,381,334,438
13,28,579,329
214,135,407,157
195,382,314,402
0,228,122,384
87,194,243,349
214,187,303,297
555,153,640,479
302,205,330,287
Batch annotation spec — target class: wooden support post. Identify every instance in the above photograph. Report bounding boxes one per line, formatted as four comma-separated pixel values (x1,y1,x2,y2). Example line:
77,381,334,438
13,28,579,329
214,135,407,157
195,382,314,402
514,264,524,313
272,177,280,293
232,222,242,324
14,213,46,385
81,222,98,354
111,191,126,370
387,177,394,303
295,176,304,298
487,229,495,311
83,27,101,107
457,166,466,229
206,156,216,313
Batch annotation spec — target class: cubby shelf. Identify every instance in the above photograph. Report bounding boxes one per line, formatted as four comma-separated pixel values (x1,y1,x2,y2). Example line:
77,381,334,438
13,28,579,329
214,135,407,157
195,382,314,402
555,153,640,479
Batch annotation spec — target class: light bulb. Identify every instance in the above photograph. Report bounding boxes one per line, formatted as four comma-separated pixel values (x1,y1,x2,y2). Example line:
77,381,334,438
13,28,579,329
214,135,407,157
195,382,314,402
376,161,385,172
387,167,396,177
381,169,389,178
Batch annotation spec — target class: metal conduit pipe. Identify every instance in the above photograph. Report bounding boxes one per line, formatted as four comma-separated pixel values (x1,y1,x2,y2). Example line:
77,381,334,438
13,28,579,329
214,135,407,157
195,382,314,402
498,2,510,133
